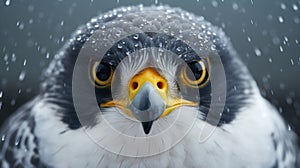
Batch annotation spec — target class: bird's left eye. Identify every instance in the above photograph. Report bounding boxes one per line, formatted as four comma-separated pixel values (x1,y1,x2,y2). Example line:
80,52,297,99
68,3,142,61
180,60,210,88
90,61,113,88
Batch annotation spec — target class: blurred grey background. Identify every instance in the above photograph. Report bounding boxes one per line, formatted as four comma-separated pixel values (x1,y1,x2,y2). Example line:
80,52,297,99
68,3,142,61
0,0,299,136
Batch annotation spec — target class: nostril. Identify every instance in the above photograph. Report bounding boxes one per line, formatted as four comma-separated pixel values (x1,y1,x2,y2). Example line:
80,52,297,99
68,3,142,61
157,81,164,89
132,82,139,90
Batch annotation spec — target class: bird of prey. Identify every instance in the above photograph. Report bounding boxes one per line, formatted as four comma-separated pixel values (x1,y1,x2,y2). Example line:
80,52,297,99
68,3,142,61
0,5,298,168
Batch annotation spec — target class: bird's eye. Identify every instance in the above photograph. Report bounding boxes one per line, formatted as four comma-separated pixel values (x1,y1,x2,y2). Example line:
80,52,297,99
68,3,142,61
90,61,113,88
180,60,209,88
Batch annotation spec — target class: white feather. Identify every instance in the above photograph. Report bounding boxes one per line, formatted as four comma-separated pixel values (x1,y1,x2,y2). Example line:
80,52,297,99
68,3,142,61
33,90,293,167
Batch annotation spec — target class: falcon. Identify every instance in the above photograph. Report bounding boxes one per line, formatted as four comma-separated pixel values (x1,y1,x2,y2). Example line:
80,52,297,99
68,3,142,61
0,5,298,168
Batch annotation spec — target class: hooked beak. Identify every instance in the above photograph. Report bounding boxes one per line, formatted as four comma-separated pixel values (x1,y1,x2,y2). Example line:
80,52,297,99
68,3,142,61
101,67,198,134
128,82,166,134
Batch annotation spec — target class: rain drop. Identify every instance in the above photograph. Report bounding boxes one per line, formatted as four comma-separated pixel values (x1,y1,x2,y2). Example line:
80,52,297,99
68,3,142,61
279,107,283,113
133,34,139,40
197,33,203,39
176,47,182,52
279,46,284,52
0,91,3,98
278,16,284,23
15,137,20,146
19,22,25,30
4,54,8,62
286,97,293,104
11,53,16,62
279,83,285,89
287,124,292,131
89,23,98,29
211,45,216,50
19,70,26,81
290,59,294,65
244,89,250,95
5,0,10,6
232,2,239,10
267,14,273,21
76,36,82,41
292,4,298,11
11,99,16,106
211,0,218,7
117,43,122,49
1,135,5,142
280,3,286,10
23,59,27,66
268,58,273,63
46,52,50,59
247,36,251,42
226,108,230,113
27,5,34,12
254,47,262,56
115,30,121,37
294,17,300,24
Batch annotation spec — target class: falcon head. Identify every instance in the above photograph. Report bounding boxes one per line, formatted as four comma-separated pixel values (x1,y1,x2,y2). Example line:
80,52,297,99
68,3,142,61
93,44,207,134
42,6,253,138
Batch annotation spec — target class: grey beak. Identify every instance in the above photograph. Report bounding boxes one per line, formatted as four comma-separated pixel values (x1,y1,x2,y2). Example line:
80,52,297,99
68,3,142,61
128,82,166,134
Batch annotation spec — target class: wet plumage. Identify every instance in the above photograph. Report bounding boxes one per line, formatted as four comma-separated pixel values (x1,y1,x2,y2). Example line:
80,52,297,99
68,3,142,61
0,5,298,168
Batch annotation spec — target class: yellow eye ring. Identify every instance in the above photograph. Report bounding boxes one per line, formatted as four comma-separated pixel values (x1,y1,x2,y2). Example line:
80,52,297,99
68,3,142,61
180,59,210,88
89,60,113,88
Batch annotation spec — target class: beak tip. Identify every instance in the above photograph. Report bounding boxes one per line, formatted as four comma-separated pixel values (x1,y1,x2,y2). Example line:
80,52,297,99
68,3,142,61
142,121,154,135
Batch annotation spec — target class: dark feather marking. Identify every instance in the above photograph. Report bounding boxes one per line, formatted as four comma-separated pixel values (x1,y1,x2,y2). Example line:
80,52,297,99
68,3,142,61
0,99,49,167
271,160,278,168
271,129,299,168
59,129,69,134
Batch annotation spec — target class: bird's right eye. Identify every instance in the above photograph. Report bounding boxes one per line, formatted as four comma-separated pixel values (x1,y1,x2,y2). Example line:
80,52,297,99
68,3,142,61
90,61,113,88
